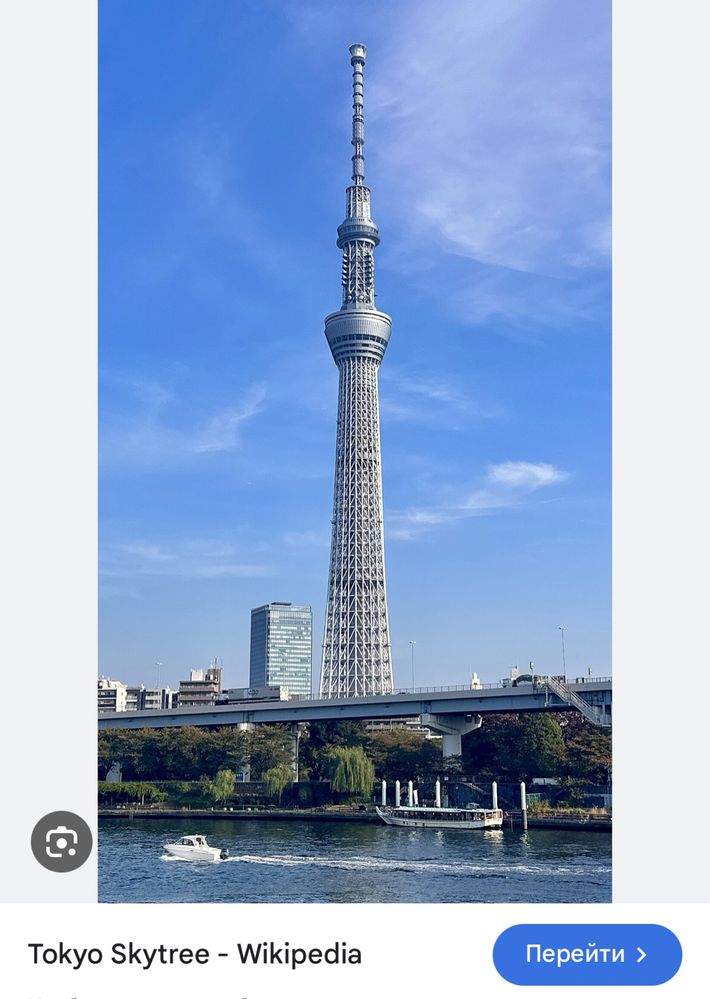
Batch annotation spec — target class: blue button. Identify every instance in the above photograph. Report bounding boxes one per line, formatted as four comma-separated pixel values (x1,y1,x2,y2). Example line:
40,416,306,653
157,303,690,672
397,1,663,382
493,924,682,986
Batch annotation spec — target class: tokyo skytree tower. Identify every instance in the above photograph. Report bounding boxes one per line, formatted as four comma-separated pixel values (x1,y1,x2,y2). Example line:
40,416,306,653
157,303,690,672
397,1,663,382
320,44,394,698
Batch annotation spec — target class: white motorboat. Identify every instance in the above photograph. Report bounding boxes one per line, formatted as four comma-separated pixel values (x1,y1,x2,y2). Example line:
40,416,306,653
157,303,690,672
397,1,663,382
376,805,504,830
163,834,229,862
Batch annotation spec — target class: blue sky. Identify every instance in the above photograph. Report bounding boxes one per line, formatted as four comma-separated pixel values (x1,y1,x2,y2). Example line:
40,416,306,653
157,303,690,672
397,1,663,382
99,0,610,691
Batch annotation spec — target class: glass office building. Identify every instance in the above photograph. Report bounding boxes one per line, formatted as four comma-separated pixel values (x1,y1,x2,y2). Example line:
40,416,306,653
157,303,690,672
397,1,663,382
249,603,312,698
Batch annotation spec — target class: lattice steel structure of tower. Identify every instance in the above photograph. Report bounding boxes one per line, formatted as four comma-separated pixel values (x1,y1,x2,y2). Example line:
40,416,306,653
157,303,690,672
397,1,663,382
320,44,394,698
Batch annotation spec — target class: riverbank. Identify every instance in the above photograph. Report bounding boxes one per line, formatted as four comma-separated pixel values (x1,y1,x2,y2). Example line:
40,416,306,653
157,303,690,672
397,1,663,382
98,806,611,831
507,809,611,832
99,806,378,822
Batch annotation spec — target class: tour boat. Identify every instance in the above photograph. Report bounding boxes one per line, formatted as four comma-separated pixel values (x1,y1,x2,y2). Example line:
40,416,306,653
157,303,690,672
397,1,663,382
163,834,229,862
376,805,504,830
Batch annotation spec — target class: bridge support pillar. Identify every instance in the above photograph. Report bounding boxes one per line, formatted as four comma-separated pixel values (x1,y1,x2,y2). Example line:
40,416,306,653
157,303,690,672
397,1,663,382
288,723,305,781
106,761,122,782
421,713,482,759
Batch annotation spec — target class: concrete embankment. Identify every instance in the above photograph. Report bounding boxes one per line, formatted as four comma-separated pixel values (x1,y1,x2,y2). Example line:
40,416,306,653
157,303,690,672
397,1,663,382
99,807,611,830
99,807,378,823
507,810,612,832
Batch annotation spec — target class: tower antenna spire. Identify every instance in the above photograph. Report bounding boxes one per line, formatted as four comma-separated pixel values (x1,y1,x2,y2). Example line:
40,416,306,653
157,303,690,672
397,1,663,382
349,43,367,185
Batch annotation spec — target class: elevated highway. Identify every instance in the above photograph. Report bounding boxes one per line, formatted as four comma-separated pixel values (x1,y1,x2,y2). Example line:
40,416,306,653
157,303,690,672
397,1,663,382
98,676,612,757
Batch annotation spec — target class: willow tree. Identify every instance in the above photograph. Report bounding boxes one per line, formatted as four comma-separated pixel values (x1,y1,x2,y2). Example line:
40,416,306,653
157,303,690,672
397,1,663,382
211,769,237,804
263,764,294,802
324,746,375,800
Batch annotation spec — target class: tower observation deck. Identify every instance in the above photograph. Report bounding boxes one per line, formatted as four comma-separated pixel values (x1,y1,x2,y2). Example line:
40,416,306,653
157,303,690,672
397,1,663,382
320,44,394,698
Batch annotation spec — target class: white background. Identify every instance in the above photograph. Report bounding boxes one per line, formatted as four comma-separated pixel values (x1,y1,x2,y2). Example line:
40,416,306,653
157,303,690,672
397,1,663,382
0,0,708,990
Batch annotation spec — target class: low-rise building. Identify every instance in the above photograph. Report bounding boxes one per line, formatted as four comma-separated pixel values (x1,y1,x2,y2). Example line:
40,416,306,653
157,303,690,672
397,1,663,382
125,685,144,711
98,677,127,713
142,687,176,710
177,666,223,707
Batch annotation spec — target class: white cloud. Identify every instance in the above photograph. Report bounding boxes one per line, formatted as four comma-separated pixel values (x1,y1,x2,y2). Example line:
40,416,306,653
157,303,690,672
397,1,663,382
487,460,567,489
389,459,569,539
189,390,266,454
101,376,267,473
367,0,610,278
288,0,610,327
100,538,273,581
379,369,504,427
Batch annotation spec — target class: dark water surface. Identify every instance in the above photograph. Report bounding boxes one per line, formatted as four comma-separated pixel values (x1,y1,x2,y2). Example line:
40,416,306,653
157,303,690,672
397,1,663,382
98,818,611,904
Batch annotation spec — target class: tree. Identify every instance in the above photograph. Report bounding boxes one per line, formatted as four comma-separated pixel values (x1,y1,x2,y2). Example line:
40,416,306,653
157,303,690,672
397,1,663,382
323,746,375,799
440,754,464,777
133,727,203,779
461,713,567,782
366,729,443,781
461,714,519,779
198,774,214,799
307,721,370,749
558,713,611,783
518,714,567,779
300,721,371,780
97,781,167,805
97,726,251,782
263,764,294,802
200,729,249,777
211,769,236,804
246,726,294,778
98,735,115,780
97,730,144,780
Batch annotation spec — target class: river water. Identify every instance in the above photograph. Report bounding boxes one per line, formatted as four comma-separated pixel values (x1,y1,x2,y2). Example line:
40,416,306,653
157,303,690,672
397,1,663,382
98,819,611,903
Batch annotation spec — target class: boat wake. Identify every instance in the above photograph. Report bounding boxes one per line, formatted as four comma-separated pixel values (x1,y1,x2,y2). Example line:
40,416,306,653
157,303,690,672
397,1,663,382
221,853,610,877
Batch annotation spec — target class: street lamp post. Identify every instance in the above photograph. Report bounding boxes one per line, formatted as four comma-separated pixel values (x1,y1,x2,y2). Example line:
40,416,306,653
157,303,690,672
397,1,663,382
409,641,416,690
558,627,566,680
155,661,163,690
